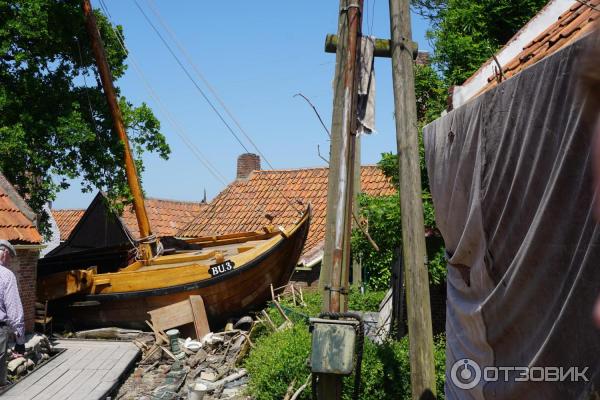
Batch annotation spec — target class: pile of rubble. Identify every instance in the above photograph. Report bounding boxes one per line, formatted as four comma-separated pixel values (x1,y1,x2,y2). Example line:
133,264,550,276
115,318,254,400
7,334,55,381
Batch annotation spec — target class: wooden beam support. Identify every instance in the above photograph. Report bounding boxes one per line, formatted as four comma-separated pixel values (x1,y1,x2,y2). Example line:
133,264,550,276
325,33,418,59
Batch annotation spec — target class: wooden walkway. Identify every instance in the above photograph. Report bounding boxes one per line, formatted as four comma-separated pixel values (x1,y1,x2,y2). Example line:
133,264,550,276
1,339,140,400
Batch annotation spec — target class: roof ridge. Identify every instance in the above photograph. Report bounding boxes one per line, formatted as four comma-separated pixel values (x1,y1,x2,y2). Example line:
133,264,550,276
250,164,381,174
143,197,207,205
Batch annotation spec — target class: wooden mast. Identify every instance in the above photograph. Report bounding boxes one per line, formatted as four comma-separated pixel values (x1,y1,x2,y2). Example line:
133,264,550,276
82,0,154,260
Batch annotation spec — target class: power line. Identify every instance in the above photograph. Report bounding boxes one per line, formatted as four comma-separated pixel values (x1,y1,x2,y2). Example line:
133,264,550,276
98,0,229,186
144,0,277,170
134,0,303,215
133,0,254,155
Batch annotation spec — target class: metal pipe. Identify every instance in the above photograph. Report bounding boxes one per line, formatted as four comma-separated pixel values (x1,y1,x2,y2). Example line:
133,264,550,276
82,0,153,260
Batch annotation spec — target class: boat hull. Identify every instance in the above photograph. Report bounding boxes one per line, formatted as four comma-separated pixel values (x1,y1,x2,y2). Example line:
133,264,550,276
49,211,310,330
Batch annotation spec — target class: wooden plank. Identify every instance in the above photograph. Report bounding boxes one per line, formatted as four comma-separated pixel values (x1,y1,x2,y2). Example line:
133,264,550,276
6,366,69,399
98,344,132,370
101,348,139,382
72,346,108,370
64,369,111,400
47,369,96,400
189,295,211,339
59,347,94,370
86,381,118,399
84,344,121,370
30,369,83,400
148,298,194,331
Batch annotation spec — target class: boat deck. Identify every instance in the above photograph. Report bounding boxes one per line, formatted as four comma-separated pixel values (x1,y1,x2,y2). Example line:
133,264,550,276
137,239,268,271
1,339,139,400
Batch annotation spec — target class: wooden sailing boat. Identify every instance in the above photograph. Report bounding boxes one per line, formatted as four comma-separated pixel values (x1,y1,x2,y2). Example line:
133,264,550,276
38,211,310,328
37,0,310,328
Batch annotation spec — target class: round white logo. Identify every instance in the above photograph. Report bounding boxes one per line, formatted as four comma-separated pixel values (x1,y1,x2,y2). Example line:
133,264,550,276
450,358,481,390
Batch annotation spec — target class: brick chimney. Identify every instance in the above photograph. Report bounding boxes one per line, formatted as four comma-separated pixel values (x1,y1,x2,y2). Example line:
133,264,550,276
415,51,431,66
236,153,261,180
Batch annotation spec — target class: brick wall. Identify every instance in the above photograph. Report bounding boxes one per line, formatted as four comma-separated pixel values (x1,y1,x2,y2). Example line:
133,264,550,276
10,248,38,332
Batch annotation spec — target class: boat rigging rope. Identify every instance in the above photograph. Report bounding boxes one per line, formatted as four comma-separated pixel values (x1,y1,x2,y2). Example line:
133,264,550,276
133,0,254,155
102,1,307,218
132,1,305,215
98,1,229,186
144,0,277,171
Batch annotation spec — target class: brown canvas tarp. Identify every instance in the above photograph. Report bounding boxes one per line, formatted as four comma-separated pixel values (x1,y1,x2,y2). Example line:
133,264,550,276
424,32,600,399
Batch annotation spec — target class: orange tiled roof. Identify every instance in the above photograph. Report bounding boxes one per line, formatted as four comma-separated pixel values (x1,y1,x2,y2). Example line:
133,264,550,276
178,166,396,263
483,0,599,92
0,174,42,244
51,209,85,241
120,198,209,240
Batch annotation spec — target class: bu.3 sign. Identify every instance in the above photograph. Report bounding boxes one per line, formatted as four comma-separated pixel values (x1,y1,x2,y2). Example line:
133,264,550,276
208,260,236,277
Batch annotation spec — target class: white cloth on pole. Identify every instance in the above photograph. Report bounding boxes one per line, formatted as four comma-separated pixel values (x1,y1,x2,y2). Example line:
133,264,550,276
357,36,376,134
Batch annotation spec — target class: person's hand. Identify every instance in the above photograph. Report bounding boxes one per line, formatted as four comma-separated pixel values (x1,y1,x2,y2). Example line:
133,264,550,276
13,343,25,356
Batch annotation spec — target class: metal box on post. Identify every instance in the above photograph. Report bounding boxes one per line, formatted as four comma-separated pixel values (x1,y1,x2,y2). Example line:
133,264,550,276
309,318,358,375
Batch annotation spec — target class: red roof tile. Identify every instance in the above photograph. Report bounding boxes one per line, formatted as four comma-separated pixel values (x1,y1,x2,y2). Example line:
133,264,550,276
482,0,599,93
178,166,396,263
51,209,85,241
0,174,42,244
120,198,209,240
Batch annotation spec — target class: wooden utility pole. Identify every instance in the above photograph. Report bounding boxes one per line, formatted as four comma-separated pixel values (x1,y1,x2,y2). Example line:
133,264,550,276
388,0,436,398
318,0,363,398
352,136,362,288
319,0,362,311
82,0,154,260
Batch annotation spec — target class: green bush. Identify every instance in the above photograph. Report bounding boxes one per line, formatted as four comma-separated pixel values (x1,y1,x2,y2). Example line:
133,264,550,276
346,335,446,400
244,323,312,400
248,288,446,399
245,321,447,400
348,288,387,312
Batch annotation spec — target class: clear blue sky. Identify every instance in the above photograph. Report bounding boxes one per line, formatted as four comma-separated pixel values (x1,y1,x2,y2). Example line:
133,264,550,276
53,0,433,209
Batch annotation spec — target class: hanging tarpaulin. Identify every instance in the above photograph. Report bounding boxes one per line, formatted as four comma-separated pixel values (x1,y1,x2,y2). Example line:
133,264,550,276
424,32,600,400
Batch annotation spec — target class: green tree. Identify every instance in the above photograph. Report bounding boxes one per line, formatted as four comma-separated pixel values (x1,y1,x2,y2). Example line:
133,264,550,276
351,0,551,288
414,63,447,126
0,0,170,234
411,0,548,85
352,155,445,289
